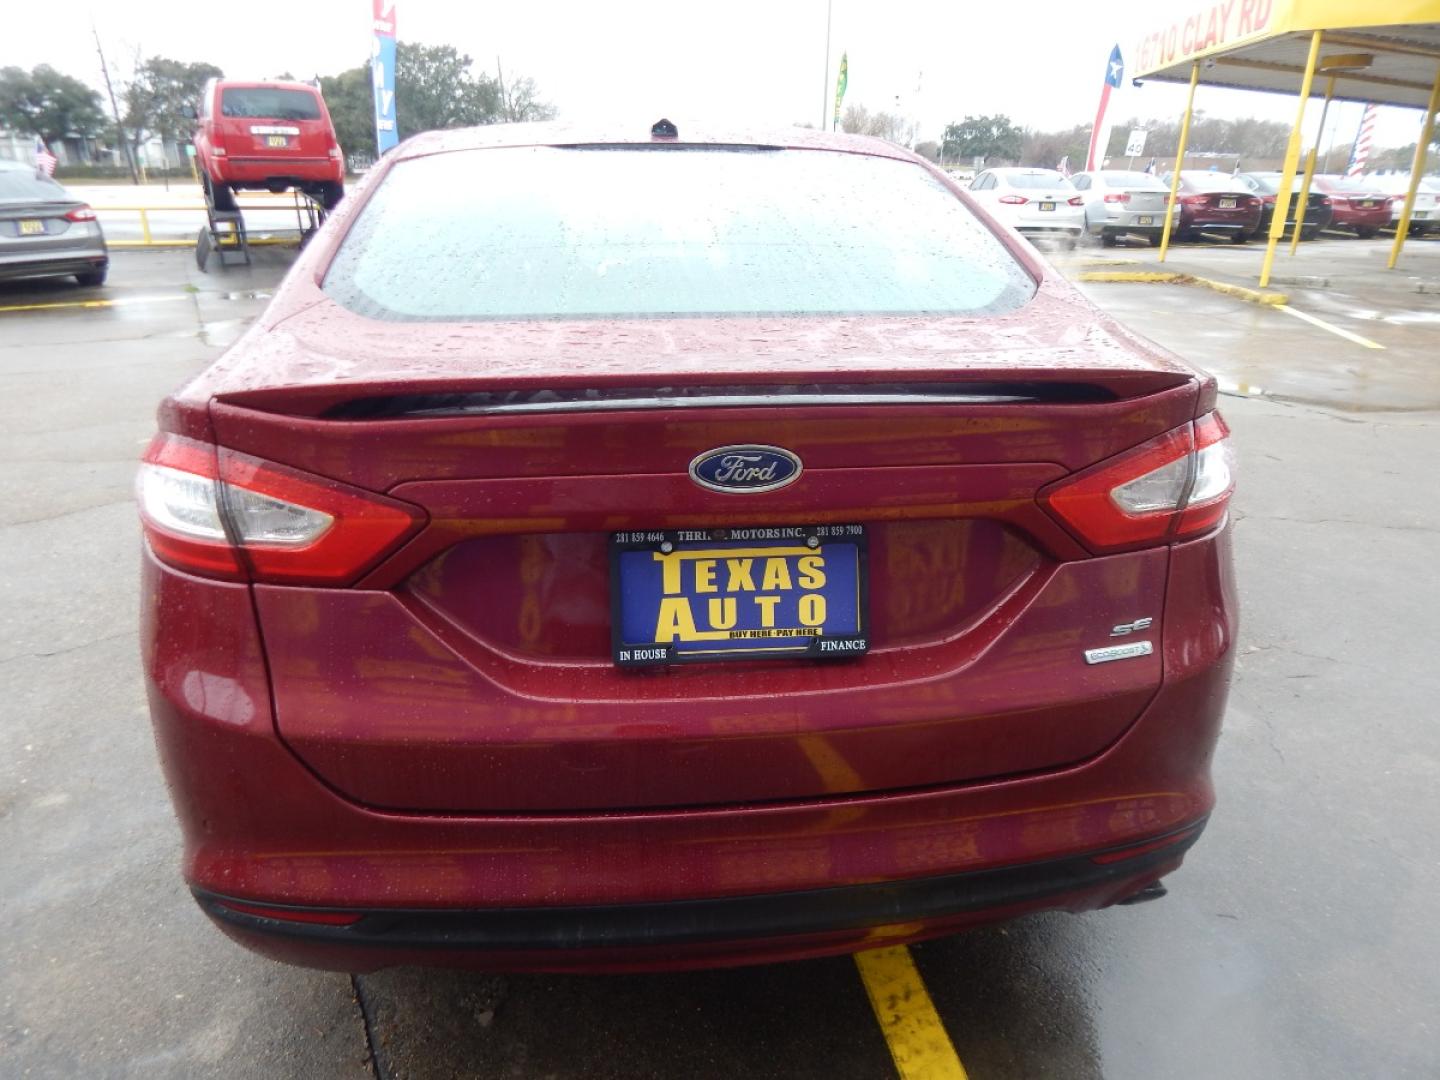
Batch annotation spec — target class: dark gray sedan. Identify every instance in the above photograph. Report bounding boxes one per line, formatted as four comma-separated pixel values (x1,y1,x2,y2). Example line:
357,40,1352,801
0,161,108,286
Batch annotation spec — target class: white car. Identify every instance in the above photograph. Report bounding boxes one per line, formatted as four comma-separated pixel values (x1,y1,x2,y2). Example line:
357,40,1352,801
1070,170,1172,246
968,168,1084,247
1366,174,1440,235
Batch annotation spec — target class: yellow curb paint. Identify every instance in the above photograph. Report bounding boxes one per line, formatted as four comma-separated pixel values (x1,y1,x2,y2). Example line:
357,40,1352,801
1190,276,1288,306
0,294,192,315
855,946,968,1080
1275,304,1385,349
1073,269,1289,306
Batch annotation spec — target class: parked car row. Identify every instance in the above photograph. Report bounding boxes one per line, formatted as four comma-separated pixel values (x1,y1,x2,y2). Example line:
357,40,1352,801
965,165,1438,247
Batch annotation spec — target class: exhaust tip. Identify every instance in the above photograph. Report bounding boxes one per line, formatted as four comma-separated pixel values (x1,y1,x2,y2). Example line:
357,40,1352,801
1118,882,1168,906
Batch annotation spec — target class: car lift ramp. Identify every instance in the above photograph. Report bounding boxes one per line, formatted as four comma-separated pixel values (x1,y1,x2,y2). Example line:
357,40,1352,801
195,190,328,272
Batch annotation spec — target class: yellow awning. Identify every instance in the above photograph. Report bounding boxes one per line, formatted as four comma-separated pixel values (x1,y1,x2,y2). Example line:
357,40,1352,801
1132,0,1440,108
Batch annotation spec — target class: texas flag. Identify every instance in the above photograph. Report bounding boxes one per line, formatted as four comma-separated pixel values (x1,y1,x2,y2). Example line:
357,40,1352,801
1085,45,1124,171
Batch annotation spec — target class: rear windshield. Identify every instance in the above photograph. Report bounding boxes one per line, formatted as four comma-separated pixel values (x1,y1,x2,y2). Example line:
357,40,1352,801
220,87,321,120
1181,172,1248,192
1005,171,1070,189
1099,171,1167,190
323,146,1037,321
1243,174,1281,193
0,169,67,202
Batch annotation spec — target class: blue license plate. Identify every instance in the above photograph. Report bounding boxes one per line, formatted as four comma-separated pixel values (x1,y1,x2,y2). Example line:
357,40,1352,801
610,525,869,665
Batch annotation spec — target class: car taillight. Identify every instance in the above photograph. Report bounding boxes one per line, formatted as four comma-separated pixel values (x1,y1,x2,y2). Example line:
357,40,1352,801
998,194,1028,204
64,206,97,222
1103,193,1130,204
136,433,424,584
1040,412,1234,552
1067,196,1084,206
328,145,342,160
1182,194,1208,206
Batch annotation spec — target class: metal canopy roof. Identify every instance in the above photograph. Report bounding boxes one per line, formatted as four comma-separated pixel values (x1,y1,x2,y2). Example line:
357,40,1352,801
1132,0,1440,109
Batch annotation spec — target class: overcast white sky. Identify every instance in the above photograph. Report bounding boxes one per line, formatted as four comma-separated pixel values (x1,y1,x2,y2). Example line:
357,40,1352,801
3,0,1426,153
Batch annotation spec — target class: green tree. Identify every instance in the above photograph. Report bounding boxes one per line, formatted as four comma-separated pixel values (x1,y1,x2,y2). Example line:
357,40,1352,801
317,47,556,157
394,43,501,135
941,115,1023,164
123,57,223,153
1022,124,1090,170
318,65,375,158
0,64,106,146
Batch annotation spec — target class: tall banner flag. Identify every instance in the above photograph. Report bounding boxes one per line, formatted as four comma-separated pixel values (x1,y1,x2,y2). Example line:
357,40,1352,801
1346,103,1377,176
1085,45,1124,171
371,0,398,154
833,52,847,131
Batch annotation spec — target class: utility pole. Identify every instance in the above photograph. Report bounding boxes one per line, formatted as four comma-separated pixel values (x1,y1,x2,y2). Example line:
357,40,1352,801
496,56,510,123
92,22,139,183
821,0,832,130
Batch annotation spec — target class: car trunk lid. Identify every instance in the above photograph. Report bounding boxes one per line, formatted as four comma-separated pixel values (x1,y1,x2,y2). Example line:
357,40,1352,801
200,293,1201,812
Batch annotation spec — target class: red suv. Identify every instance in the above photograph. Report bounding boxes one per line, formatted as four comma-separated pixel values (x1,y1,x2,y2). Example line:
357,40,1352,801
193,79,345,212
138,124,1237,974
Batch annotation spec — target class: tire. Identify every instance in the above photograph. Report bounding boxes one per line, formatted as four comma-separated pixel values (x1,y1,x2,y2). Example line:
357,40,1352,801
1230,231,1250,244
74,267,107,287
1300,225,1321,242
316,181,344,211
1354,226,1378,239
1101,232,1118,247
202,172,237,213
1146,233,1163,247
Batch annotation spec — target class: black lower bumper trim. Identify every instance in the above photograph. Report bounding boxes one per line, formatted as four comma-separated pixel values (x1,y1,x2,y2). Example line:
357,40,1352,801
196,819,1205,951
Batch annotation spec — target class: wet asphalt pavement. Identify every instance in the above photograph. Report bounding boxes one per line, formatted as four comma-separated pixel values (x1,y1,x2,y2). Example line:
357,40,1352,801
2,244,1438,1078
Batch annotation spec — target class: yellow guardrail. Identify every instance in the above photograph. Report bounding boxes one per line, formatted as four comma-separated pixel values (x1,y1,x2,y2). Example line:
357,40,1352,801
94,195,317,248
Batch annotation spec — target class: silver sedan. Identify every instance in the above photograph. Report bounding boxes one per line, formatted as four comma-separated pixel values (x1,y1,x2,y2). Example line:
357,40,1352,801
1071,170,1172,246
0,161,109,286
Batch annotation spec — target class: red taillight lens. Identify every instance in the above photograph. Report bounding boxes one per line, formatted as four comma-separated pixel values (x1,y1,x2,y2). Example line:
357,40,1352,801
1103,193,1130,204
1182,194,1208,206
64,206,97,222
137,433,424,584
1067,196,1084,206
998,194,1028,205
1040,412,1234,552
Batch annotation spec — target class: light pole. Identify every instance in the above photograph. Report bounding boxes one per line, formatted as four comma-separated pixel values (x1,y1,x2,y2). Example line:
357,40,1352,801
821,0,832,130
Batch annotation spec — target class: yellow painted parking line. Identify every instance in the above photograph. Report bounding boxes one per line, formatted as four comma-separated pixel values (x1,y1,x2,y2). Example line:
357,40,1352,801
855,946,968,1080
1275,303,1385,349
0,294,192,315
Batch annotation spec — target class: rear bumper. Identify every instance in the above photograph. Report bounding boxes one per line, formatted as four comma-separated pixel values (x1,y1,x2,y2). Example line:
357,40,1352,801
212,157,341,185
0,251,107,281
194,820,1204,972
141,523,1236,971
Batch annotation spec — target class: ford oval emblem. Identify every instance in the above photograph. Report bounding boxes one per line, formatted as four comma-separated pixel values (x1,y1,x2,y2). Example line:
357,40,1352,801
689,445,803,494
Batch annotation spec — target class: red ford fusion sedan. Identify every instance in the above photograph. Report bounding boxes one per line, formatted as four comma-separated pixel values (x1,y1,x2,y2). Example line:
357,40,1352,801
138,122,1237,974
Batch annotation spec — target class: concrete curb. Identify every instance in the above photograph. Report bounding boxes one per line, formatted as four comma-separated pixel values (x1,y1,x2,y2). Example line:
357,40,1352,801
1075,269,1290,306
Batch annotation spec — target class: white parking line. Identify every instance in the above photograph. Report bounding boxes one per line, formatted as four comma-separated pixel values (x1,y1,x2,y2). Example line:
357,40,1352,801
1275,304,1385,349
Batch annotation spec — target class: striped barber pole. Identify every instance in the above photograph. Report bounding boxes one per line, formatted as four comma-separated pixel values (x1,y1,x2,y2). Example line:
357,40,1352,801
1346,104,1377,177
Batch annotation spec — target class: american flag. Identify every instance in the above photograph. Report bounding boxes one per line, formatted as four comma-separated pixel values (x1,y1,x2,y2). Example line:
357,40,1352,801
1346,104,1377,177
33,135,57,176
1056,155,1071,178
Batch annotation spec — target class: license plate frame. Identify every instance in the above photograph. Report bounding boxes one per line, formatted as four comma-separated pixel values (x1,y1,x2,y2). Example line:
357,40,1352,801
265,135,288,148
609,525,869,666
1137,214,1155,225
18,219,45,236
1039,200,1057,212
1219,197,1237,209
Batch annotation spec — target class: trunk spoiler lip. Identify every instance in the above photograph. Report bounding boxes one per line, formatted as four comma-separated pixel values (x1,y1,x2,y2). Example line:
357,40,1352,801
211,371,1197,421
